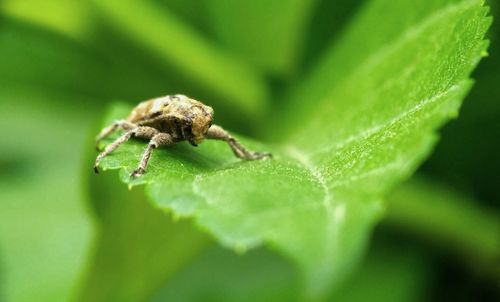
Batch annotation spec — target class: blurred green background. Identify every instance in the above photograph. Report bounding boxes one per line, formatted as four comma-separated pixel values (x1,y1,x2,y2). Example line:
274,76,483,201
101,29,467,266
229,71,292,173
0,0,499,301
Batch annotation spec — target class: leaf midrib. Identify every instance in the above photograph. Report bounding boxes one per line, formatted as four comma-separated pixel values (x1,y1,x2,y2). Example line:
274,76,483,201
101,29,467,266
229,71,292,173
312,83,463,159
179,79,463,226
285,146,339,268
272,0,478,263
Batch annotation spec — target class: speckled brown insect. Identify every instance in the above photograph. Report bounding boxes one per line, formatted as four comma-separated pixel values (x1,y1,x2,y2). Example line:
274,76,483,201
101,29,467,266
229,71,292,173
94,94,271,177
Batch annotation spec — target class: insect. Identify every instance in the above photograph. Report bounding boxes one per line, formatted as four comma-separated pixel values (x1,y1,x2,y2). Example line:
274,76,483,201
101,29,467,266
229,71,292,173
94,94,271,177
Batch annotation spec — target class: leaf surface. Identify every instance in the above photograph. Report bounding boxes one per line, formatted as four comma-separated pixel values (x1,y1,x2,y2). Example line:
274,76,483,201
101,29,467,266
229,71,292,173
96,0,491,299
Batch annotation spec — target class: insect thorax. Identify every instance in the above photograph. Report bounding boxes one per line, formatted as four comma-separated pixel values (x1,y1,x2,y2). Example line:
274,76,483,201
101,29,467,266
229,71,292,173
127,95,213,144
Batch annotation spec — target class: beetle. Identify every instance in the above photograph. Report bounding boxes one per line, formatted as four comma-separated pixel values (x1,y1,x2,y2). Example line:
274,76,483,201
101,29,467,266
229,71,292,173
94,94,271,177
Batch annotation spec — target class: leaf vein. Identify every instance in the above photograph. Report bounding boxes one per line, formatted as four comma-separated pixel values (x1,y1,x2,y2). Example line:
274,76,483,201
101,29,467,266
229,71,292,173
312,83,462,158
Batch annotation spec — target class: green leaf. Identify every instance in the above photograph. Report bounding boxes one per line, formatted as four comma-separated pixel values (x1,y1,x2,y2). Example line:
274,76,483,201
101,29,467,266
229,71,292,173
97,105,384,300
94,0,491,299
423,1,500,203
0,91,93,302
274,0,491,137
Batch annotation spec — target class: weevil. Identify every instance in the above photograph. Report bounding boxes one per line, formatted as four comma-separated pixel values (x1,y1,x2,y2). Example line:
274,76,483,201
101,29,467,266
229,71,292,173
94,94,271,177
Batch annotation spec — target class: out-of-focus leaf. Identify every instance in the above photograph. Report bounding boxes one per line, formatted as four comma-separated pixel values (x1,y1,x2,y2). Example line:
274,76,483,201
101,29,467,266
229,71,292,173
0,17,103,99
386,177,500,269
299,0,364,72
150,237,430,302
78,171,210,302
154,0,210,34
1,0,91,39
91,0,270,119
0,17,170,104
330,241,431,302
94,0,490,300
0,92,93,302
204,0,320,76
150,247,298,302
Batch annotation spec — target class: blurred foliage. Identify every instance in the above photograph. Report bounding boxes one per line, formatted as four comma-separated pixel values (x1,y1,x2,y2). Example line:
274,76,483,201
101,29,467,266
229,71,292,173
0,91,93,302
0,0,499,302
203,0,320,76
79,170,210,302
94,1,491,297
387,177,500,271
150,238,430,302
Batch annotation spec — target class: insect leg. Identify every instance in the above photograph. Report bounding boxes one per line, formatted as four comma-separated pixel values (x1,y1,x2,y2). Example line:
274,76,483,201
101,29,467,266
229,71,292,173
94,125,160,174
206,125,271,160
94,129,135,173
95,120,136,149
131,132,174,178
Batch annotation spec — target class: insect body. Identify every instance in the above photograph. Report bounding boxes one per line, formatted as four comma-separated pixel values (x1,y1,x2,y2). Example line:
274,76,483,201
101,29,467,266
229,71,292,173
94,94,271,177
